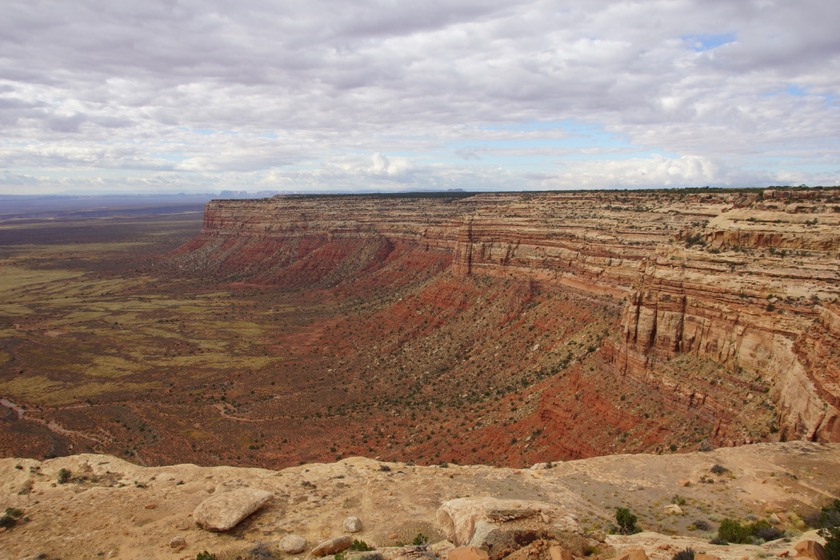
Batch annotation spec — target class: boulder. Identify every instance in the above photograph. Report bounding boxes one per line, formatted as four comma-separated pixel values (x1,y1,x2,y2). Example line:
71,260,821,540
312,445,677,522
436,498,579,547
312,535,353,557
280,534,308,554
794,540,827,560
344,516,364,533
694,554,721,560
613,549,648,560
346,553,384,560
549,546,573,560
663,504,683,515
448,546,490,560
169,536,186,551
382,546,439,560
192,488,273,532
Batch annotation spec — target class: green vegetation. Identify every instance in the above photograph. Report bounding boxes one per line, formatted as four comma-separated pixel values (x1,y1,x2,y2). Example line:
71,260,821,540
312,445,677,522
709,464,729,476
349,539,374,551
814,500,840,560
0,507,24,529
195,552,217,560
716,518,751,544
671,548,695,560
616,507,639,535
715,518,784,545
57,468,71,484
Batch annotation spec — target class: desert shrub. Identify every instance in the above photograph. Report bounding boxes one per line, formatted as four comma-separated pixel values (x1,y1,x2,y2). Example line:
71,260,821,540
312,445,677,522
195,552,217,560
671,495,687,506
717,518,752,544
57,468,71,484
750,519,784,541
708,537,728,546
246,542,275,559
672,548,695,560
616,507,639,535
350,539,374,551
0,507,24,529
690,520,711,532
710,464,729,476
412,533,429,546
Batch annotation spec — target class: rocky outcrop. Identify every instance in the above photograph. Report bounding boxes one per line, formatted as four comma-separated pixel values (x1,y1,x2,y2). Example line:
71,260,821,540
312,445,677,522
312,535,354,557
171,188,840,445
2,444,839,560
193,487,273,531
436,498,580,548
280,534,308,554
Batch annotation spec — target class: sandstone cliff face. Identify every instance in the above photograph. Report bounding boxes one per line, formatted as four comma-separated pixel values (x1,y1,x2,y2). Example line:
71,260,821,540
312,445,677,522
175,189,840,446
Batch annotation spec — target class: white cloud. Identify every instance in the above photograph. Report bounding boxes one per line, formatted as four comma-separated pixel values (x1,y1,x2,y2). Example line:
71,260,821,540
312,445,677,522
0,0,838,194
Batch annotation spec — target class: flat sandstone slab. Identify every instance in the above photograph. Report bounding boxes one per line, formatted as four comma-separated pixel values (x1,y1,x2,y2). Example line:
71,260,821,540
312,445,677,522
193,487,273,531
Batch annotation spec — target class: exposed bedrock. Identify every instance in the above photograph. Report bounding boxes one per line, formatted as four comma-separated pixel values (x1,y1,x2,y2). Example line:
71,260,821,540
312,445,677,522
174,189,840,444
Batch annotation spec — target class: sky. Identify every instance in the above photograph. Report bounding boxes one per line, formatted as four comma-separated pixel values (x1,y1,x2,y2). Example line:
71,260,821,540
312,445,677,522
1,0,839,195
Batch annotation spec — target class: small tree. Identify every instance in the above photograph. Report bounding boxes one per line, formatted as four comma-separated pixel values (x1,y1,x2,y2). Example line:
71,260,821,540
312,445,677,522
817,499,840,560
616,507,639,535
717,519,751,544
823,526,840,560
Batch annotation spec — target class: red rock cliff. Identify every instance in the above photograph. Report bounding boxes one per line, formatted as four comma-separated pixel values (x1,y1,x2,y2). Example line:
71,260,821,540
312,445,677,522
178,189,840,443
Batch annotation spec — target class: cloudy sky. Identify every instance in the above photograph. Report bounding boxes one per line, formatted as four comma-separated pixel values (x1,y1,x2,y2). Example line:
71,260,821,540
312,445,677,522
1,0,839,194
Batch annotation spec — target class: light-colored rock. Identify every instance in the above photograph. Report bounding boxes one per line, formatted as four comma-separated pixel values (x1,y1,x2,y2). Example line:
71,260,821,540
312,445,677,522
613,548,648,560
344,515,363,533
280,534,308,554
436,498,579,547
346,552,385,560
169,535,186,551
381,546,438,560
448,546,489,560
311,535,353,557
663,504,683,515
549,545,573,560
192,488,273,531
794,540,827,560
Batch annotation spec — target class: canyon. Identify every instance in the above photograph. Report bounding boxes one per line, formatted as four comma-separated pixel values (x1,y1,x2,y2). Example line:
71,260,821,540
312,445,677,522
1,187,839,470
173,188,840,448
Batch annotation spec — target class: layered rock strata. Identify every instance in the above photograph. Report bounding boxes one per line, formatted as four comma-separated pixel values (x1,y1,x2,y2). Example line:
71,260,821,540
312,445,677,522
175,188,840,443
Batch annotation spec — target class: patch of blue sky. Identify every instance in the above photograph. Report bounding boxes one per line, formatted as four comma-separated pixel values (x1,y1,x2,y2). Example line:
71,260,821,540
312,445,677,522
682,32,736,52
153,151,188,162
764,87,837,108
179,127,238,136
741,156,838,176
785,85,807,96
465,120,626,150
759,84,823,100
446,120,663,164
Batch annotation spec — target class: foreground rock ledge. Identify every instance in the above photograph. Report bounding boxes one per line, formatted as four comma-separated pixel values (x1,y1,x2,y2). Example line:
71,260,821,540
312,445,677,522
1,444,838,560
